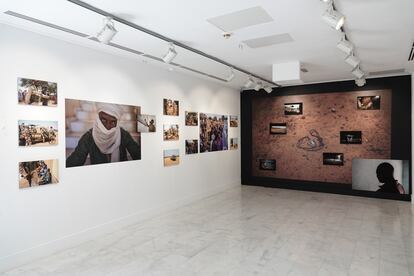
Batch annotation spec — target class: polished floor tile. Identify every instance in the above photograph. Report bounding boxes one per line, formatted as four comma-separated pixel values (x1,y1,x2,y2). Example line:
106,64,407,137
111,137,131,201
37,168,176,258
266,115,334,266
3,186,414,275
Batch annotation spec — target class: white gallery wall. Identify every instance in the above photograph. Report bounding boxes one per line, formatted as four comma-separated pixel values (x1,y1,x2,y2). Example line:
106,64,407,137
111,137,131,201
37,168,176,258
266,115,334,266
0,24,240,271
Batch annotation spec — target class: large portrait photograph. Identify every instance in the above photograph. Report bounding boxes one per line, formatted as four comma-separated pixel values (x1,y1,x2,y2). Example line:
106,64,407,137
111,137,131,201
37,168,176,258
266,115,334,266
65,99,141,168
19,159,59,189
18,120,58,146
200,113,228,153
17,77,58,107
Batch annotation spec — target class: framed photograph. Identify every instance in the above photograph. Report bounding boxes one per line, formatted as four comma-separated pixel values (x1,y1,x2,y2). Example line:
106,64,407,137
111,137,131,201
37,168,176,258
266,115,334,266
259,159,276,171
18,120,58,146
137,114,156,133
269,123,287,135
230,138,238,150
164,149,179,166
185,139,198,154
199,113,228,152
284,103,303,115
17,77,58,107
163,124,179,141
323,153,344,166
19,159,59,189
185,112,198,126
340,131,362,144
230,116,238,127
357,96,380,110
163,98,179,116
65,99,141,168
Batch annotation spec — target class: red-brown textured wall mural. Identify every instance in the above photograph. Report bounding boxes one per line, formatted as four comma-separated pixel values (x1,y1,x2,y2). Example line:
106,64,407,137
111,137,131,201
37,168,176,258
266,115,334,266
252,89,392,185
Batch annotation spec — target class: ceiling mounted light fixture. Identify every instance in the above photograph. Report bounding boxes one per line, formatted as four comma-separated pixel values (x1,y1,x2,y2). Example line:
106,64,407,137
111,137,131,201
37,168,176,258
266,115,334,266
337,36,353,55
352,66,365,79
355,77,366,87
345,54,360,68
162,43,178,64
226,68,235,82
254,81,263,91
96,16,118,44
322,4,345,30
264,86,273,93
244,77,255,88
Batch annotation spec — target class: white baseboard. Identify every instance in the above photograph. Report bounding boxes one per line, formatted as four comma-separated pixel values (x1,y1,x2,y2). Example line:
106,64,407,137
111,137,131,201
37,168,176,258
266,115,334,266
0,181,240,272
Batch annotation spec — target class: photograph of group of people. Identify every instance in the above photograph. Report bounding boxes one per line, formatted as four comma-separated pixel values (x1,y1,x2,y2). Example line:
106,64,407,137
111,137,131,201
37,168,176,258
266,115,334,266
18,77,58,107
18,120,58,146
199,113,228,153
19,160,59,189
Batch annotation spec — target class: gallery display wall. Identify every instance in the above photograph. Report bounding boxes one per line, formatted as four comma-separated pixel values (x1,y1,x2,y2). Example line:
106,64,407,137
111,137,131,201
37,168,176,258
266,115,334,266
0,24,240,271
242,75,412,201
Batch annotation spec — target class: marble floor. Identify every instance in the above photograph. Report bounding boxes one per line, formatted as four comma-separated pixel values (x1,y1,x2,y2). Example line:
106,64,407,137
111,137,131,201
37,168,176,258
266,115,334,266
3,186,414,276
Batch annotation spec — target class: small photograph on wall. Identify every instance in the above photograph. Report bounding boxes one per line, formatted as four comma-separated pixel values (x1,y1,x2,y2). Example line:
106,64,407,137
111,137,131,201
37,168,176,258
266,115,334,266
65,99,141,168
357,96,380,110
185,139,198,154
269,123,287,135
163,99,179,116
340,131,362,144
323,153,344,166
18,120,58,146
17,77,58,107
200,113,228,153
164,149,180,166
163,124,179,141
19,159,59,189
230,116,238,127
259,159,276,171
137,114,156,133
185,112,198,126
230,138,238,150
352,159,409,194
284,103,303,115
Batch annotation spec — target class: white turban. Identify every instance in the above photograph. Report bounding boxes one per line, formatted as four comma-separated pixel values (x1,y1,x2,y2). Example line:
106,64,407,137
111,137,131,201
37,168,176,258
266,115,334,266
92,103,124,162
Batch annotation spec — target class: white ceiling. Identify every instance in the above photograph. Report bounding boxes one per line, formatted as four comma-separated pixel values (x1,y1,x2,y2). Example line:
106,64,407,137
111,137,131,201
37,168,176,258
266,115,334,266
0,0,413,89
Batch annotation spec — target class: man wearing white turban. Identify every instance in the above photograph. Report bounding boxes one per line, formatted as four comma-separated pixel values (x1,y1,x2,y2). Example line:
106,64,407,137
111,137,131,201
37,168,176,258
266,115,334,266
66,102,141,167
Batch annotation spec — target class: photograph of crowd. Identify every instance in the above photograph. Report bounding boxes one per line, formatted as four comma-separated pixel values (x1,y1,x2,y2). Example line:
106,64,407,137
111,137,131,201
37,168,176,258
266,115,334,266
199,113,228,153
230,116,238,127
357,96,381,110
284,103,303,115
230,138,238,150
164,149,180,166
269,123,287,134
340,131,362,144
17,77,57,107
137,114,156,133
259,159,276,171
65,99,141,168
19,159,59,189
163,124,179,141
163,98,179,116
185,139,198,154
18,120,58,146
323,153,344,166
185,112,198,126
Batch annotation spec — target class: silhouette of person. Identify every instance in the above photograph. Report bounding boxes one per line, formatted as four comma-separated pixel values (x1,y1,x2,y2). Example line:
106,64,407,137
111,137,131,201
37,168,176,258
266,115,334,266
376,162,405,194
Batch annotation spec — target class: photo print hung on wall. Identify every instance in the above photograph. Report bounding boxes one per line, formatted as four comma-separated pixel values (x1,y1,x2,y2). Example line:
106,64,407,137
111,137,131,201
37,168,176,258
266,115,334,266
65,99,141,168
137,114,156,133
163,124,179,141
269,123,287,135
18,120,58,147
259,159,276,171
340,131,362,144
163,98,179,116
185,111,198,126
284,103,303,115
164,149,180,166
230,138,238,150
323,153,344,166
352,158,409,194
17,77,58,107
296,129,325,151
357,96,380,110
199,113,228,153
185,139,198,154
230,116,238,127
19,159,59,189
